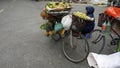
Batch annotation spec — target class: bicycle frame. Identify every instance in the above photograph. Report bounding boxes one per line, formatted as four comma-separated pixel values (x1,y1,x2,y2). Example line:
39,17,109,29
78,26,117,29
96,14,120,52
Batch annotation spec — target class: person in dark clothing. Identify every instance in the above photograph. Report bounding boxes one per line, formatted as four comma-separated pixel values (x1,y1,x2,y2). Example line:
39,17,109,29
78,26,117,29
81,6,95,38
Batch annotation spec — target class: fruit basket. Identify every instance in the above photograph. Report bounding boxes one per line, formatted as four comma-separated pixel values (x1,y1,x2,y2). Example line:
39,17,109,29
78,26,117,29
73,11,91,20
45,2,72,15
46,10,71,15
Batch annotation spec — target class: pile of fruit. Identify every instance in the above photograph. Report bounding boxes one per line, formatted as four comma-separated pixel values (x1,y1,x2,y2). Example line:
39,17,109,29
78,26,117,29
45,2,72,11
73,11,91,20
40,2,72,37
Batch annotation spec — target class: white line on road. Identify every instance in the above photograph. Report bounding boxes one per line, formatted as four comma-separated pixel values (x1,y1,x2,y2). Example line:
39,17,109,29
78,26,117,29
0,9,4,14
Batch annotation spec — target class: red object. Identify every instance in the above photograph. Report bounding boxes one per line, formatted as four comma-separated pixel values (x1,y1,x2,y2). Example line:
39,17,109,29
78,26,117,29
102,23,106,31
98,13,106,27
104,6,120,18
41,9,53,20
41,10,48,19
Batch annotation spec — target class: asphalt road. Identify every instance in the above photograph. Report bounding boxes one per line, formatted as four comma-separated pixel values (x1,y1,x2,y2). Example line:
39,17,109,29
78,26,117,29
0,0,110,68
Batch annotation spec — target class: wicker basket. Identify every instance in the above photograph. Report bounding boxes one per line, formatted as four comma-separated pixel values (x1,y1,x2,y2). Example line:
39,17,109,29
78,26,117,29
45,8,71,16
72,14,90,32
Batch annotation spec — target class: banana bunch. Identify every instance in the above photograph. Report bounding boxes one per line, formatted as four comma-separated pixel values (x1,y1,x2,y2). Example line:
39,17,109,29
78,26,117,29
58,2,66,9
58,2,71,8
73,12,91,20
45,2,55,10
45,2,71,11
65,3,71,8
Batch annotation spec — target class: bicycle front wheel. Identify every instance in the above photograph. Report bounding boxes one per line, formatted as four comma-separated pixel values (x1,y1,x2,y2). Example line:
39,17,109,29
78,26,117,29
62,31,89,63
88,29,105,54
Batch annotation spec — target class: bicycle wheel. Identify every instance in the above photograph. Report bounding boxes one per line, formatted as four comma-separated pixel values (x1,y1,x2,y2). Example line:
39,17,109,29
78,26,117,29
88,29,105,54
62,31,89,63
51,33,61,41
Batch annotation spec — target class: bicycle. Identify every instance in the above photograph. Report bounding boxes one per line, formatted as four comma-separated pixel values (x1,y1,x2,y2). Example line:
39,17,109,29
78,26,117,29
40,2,90,63
62,14,90,63
41,12,90,63
88,12,120,54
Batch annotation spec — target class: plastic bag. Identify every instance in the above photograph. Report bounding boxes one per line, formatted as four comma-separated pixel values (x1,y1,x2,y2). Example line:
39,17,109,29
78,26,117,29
104,6,120,19
61,15,72,30
54,22,63,33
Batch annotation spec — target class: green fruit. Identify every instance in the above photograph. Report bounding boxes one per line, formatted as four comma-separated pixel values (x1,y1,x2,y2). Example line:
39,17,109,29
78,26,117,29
40,24,47,30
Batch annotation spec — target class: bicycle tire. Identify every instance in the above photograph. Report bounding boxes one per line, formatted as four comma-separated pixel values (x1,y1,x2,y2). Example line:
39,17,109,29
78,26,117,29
62,31,89,63
88,29,105,54
51,33,61,41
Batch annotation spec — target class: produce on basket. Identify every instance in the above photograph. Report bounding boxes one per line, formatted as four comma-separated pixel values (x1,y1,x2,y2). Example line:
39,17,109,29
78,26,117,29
45,2,72,11
41,9,54,20
73,11,91,20
40,22,53,31
41,9,49,19
40,2,72,37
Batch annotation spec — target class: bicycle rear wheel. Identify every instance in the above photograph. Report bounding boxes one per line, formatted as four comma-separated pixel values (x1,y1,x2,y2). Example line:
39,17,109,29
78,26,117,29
88,29,105,54
51,33,61,41
62,31,89,63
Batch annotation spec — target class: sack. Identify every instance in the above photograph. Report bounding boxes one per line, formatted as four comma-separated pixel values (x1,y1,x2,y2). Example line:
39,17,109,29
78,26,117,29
98,13,106,27
87,52,120,68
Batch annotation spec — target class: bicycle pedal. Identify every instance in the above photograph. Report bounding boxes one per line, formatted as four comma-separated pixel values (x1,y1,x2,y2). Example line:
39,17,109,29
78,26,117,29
110,41,117,45
110,38,119,45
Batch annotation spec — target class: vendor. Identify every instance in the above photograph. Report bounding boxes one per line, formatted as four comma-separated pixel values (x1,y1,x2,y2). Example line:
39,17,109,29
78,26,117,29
81,6,95,38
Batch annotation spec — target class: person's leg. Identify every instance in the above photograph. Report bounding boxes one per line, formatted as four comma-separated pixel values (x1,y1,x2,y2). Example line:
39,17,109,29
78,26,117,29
81,26,94,38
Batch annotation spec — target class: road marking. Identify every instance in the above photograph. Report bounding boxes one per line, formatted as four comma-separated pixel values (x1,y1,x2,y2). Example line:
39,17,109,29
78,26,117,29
0,9,4,14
